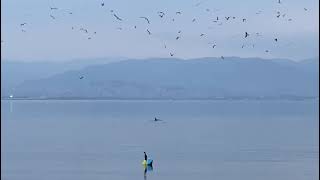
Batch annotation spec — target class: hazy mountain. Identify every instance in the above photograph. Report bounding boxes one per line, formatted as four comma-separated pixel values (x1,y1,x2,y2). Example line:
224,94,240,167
1,57,126,94
2,57,318,99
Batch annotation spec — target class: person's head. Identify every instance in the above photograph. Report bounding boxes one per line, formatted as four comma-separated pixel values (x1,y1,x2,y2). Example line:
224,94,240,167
144,152,146,154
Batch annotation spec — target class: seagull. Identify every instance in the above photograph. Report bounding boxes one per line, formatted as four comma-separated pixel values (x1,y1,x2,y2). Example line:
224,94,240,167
278,0,281,4
245,32,249,38
241,44,245,48
101,2,104,6
80,28,88,33
225,16,230,20
147,29,151,35
178,30,181,33
200,33,205,36
176,36,180,40
265,50,269,52
274,38,278,42
113,14,123,21
304,8,308,11
212,45,216,48
50,15,55,19
134,25,137,29
170,53,174,56
276,14,280,18
20,23,27,26
140,17,150,24
158,11,165,18
176,11,182,15
192,18,196,22
79,76,84,79
88,37,91,40
50,7,58,10
242,18,246,22
288,18,292,21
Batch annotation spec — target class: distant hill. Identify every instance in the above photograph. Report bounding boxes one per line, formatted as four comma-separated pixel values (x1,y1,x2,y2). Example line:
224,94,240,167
2,57,319,99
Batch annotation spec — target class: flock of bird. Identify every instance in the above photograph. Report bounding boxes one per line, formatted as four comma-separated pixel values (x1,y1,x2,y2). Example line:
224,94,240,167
3,0,311,61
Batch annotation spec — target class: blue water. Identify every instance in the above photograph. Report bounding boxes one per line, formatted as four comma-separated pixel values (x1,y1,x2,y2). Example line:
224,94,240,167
1,100,319,180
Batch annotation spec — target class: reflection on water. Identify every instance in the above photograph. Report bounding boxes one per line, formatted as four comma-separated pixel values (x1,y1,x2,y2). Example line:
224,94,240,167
144,165,153,180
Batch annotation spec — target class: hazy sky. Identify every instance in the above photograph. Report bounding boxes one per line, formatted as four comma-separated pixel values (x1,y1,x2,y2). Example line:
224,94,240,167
1,0,319,62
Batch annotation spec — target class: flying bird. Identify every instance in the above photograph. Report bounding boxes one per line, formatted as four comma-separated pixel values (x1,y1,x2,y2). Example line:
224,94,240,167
140,17,150,24
278,0,281,4
225,16,230,20
50,15,55,19
192,18,196,22
304,8,308,11
101,2,104,6
245,32,249,38
147,29,151,35
20,23,27,26
158,11,165,18
200,33,205,36
176,11,182,15
212,45,216,48
176,36,180,40
265,50,269,52
274,38,278,42
242,18,246,22
80,28,88,33
79,76,84,79
170,53,174,56
50,7,58,10
113,14,123,21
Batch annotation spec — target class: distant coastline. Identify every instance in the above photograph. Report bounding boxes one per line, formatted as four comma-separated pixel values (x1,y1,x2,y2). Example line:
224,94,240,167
1,96,318,101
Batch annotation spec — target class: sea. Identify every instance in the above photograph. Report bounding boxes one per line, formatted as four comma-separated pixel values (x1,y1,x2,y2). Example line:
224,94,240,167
1,100,319,180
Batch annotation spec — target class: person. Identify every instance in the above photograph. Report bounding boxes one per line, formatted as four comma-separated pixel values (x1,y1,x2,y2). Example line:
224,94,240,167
144,152,147,161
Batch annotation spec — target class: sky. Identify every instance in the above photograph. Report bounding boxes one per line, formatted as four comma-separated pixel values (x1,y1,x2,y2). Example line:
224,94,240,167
1,0,319,62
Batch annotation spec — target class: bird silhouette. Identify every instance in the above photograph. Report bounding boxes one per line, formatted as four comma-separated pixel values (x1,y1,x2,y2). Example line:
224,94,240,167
242,18,246,22
158,11,165,18
101,2,104,6
140,17,150,24
50,15,55,19
147,29,151,35
113,14,123,21
79,76,84,79
274,38,278,42
20,23,27,26
170,53,174,56
50,7,58,10
176,36,180,40
225,16,230,20
176,11,182,15
245,32,249,38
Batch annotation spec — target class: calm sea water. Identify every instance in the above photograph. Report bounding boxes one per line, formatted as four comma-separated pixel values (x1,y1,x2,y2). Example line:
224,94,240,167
1,100,319,180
